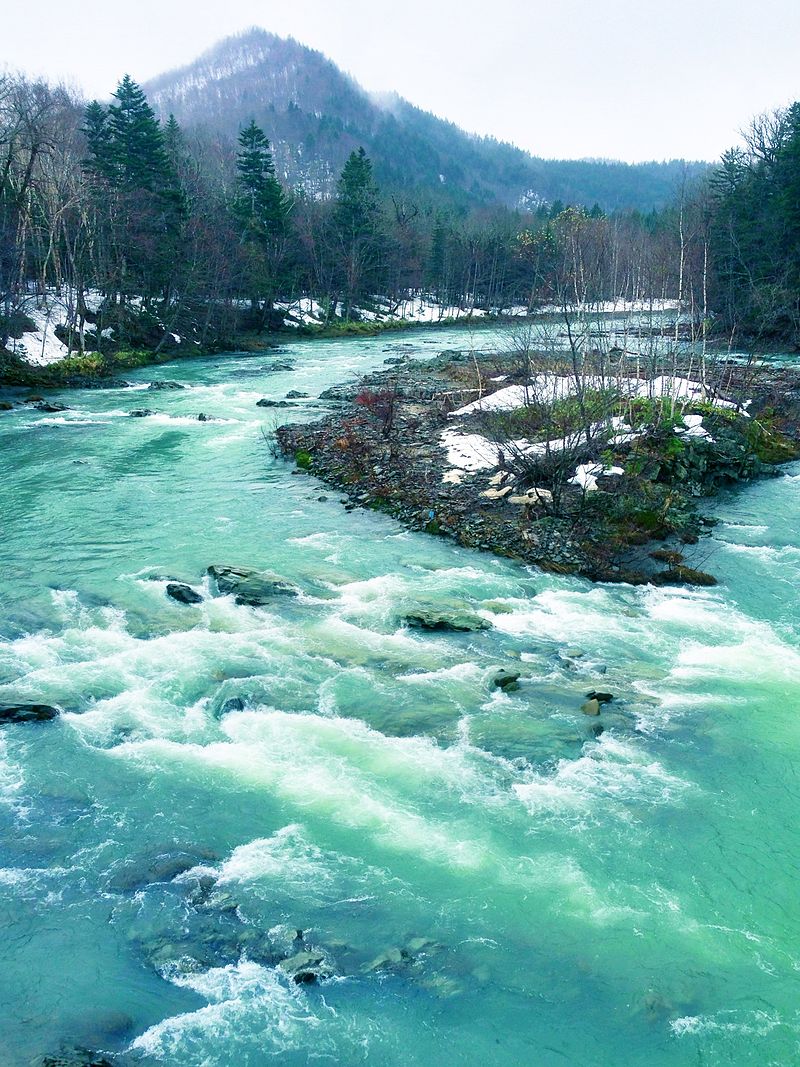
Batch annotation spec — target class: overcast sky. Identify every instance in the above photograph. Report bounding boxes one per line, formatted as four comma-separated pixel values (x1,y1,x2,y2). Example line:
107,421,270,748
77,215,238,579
4,0,799,162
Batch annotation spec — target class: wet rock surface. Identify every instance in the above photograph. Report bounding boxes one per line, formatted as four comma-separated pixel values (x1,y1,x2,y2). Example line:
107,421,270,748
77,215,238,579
0,702,60,723
207,564,300,604
165,582,204,605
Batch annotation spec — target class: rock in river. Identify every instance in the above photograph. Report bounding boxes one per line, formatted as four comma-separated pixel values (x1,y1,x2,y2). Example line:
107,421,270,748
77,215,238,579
166,582,204,605
207,564,300,605
492,669,521,690
403,608,490,633
0,703,60,724
148,380,184,390
278,950,332,984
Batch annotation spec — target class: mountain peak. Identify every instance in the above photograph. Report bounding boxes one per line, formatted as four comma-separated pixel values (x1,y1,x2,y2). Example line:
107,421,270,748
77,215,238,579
143,30,706,210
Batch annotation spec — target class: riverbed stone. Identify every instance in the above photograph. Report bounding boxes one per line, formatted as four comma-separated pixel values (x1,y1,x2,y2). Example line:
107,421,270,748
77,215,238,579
586,690,613,704
166,582,204,605
40,1049,115,1067
148,380,184,390
363,946,408,972
128,408,155,417
34,401,70,413
278,951,331,983
402,608,490,632
0,703,60,724
492,669,521,691
581,698,601,716
207,564,300,604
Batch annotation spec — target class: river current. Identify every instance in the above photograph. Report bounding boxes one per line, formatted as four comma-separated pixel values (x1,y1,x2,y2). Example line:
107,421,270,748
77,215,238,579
1,326,799,1066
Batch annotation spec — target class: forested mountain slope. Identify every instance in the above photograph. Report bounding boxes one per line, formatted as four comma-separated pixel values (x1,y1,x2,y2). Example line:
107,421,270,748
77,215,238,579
144,29,707,211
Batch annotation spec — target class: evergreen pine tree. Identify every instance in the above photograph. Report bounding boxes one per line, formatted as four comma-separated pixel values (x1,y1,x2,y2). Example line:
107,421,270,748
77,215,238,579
335,147,379,241
232,120,291,242
106,74,172,192
334,147,384,317
82,101,113,180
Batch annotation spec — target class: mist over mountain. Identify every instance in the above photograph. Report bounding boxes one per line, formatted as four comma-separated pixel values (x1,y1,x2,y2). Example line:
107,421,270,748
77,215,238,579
144,28,707,212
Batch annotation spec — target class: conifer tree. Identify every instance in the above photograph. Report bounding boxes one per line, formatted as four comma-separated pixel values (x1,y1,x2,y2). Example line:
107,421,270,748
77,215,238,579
232,119,291,242
334,147,383,317
231,120,292,324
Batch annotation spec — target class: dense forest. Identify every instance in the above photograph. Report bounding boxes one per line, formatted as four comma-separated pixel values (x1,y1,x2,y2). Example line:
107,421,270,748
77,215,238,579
0,51,798,367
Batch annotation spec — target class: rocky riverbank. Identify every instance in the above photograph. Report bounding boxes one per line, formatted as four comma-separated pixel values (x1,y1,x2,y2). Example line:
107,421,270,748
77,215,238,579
276,346,800,584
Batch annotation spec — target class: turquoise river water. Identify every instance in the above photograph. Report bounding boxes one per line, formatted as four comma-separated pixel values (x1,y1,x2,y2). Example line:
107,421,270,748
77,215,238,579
1,326,799,1066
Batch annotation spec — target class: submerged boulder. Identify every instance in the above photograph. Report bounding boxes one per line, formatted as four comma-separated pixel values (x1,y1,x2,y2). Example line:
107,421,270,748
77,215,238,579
34,401,70,413
586,690,613,704
128,408,155,418
148,380,184,390
402,608,490,633
207,564,300,605
166,582,204,605
492,669,521,691
40,1050,116,1067
278,950,332,984
0,703,60,724
581,698,601,716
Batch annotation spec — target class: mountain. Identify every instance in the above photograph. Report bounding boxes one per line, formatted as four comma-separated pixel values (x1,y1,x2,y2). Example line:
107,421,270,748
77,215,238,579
143,29,707,212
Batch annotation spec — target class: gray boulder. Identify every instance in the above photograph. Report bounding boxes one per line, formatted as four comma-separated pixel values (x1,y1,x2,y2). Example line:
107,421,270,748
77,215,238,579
148,380,184,390
278,950,332,984
403,609,490,633
0,703,60,724
492,669,521,691
207,564,300,605
166,583,204,605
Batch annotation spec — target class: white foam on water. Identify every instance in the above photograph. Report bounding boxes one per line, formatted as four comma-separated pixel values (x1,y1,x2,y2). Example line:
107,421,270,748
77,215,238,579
112,710,491,870
130,959,343,1062
513,735,691,826
216,825,335,889
670,1009,784,1038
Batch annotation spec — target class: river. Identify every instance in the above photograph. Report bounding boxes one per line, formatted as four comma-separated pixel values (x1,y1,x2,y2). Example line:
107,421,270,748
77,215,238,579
1,325,799,1066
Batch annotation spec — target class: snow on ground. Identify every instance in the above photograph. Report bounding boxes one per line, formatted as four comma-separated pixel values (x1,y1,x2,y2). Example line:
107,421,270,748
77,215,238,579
10,298,73,365
449,375,747,419
570,463,625,491
275,297,326,326
440,418,637,474
7,288,108,365
677,413,714,440
392,295,487,323
440,428,500,472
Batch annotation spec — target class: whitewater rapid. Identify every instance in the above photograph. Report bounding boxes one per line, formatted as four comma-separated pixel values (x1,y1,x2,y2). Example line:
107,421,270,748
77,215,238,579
1,327,799,1066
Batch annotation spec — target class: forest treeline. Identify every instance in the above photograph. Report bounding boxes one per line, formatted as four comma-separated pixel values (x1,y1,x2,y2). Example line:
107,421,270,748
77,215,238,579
1,71,799,358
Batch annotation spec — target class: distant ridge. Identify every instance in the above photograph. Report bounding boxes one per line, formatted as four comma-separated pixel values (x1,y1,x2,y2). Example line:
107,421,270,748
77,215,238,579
144,28,708,211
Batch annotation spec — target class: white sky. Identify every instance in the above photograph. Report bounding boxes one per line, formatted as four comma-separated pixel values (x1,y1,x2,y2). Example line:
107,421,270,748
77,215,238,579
4,0,799,162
